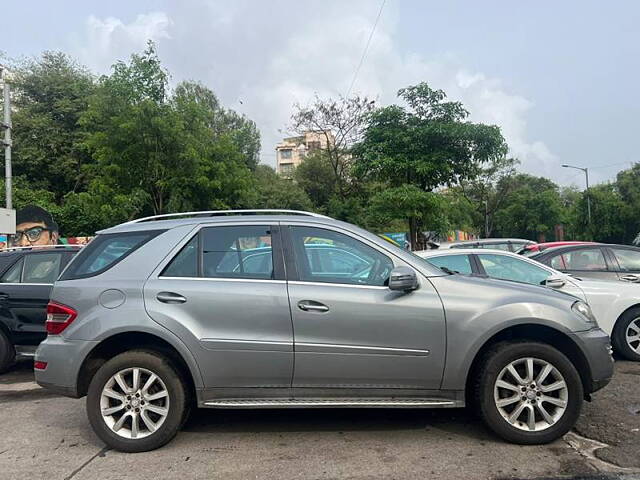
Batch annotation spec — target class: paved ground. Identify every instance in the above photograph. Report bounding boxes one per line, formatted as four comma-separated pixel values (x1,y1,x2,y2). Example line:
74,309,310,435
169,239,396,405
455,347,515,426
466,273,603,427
0,360,638,480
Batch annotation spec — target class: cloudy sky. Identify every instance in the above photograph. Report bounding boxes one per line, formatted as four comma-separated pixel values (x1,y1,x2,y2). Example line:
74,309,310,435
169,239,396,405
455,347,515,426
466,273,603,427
3,1,638,186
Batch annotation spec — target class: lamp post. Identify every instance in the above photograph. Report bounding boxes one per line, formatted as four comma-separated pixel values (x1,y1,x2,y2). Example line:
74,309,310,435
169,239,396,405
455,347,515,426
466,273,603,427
562,164,591,225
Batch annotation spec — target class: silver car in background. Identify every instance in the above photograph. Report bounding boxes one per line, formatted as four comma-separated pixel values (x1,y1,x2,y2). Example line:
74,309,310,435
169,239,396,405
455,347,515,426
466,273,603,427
35,211,613,452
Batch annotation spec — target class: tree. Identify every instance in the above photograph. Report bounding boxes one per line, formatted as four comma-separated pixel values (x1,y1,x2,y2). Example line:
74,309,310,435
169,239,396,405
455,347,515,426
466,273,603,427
293,151,336,208
355,82,507,249
10,52,95,199
252,165,312,210
81,42,255,217
493,174,564,241
291,94,376,198
457,156,519,237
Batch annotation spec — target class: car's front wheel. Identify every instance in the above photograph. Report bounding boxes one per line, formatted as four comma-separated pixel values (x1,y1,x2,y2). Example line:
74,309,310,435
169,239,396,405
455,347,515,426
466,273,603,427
86,350,188,452
0,329,15,374
475,341,583,444
612,307,640,361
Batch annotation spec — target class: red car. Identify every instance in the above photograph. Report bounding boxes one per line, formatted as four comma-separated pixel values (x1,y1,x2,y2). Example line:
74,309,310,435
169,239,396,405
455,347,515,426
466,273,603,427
517,241,598,256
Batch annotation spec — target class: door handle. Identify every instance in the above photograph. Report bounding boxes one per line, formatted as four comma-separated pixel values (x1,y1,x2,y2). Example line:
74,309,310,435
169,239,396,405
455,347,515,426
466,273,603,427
156,292,187,304
620,274,640,283
297,300,329,313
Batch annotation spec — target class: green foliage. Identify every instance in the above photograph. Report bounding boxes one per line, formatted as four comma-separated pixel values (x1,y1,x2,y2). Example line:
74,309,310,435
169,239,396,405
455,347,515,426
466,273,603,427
11,51,95,198
293,151,337,207
354,82,507,247
493,174,564,241
252,165,312,210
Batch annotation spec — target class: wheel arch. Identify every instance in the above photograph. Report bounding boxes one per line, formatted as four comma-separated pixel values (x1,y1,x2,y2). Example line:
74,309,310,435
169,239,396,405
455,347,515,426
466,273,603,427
76,331,201,400
612,303,640,334
464,324,593,401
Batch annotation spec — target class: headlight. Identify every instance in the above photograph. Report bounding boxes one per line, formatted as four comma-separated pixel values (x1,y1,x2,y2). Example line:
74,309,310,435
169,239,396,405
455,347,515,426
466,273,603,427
572,301,597,325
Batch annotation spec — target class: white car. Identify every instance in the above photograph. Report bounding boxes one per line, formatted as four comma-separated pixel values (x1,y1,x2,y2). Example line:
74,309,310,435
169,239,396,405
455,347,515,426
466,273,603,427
415,248,640,361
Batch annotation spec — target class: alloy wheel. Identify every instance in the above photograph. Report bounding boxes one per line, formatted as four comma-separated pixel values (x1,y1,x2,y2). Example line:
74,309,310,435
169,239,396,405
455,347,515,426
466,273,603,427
493,357,568,432
100,367,170,439
626,317,640,354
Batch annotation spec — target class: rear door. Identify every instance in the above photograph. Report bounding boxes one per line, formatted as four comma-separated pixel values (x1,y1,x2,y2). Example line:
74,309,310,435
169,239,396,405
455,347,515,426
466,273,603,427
606,247,640,283
144,223,294,390
0,251,67,341
283,223,446,391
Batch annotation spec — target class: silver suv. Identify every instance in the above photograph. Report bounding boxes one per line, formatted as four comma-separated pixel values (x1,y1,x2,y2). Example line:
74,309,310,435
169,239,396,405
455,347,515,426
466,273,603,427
35,210,613,452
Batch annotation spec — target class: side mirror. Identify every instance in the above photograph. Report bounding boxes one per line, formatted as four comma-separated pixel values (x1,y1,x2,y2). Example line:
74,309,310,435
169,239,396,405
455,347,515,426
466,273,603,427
389,266,419,292
544,276,566,289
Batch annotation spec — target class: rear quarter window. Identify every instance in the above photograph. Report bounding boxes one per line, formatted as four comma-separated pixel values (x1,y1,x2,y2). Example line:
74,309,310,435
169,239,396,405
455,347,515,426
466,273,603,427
60,230,164,280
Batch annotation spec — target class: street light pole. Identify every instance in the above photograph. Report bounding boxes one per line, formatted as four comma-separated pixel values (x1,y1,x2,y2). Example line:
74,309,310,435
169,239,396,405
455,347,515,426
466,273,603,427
562,164,591,225
0,66,11,210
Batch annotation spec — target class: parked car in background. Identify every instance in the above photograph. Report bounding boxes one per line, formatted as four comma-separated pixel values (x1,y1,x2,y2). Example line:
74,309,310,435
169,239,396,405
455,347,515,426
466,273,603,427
416,248,640,361
517,241,597,256
443,238,535,252
0,245,82,373
530,244,640,283
35,210,612,452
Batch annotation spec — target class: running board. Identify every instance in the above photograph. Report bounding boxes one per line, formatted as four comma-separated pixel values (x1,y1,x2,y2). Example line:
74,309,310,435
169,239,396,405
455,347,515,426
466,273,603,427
202,398,457,408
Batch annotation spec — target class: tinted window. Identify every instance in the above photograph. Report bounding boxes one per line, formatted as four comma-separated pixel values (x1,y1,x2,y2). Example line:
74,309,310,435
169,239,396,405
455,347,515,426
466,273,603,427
23,253,63,283
162,235,198,277
427,254,473,274
1,258,23,283
611,248,640,271
202,226,273,280
488,243,511,251
61,230,163,280
557,248,607,271
290,226,393,286
478,254,550,285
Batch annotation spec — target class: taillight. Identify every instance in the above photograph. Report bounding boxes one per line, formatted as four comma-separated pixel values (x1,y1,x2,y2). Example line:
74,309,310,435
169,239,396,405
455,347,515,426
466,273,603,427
46,302,77,335
34,361,48,370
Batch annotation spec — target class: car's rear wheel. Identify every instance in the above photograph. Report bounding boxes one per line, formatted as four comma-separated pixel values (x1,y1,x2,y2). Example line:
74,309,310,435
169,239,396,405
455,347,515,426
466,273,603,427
0,330,15,374
87,350,187,452
475,341,583,444
612,307,640,361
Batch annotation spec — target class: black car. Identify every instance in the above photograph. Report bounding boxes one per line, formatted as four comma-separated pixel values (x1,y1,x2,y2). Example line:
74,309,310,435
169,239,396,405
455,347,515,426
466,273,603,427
530,243,640,283
0,245,81,372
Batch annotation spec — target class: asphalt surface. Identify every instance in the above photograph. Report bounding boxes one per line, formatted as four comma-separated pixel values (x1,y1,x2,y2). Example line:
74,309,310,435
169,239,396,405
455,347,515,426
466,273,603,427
0,360,638,480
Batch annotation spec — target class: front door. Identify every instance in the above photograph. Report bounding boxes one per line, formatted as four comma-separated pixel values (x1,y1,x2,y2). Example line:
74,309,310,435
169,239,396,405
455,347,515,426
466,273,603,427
144,224,294,390
606,247,640,283
283,224,446,391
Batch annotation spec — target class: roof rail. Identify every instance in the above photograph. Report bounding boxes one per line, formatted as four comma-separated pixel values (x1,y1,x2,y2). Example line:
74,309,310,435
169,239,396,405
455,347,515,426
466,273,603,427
0,244,84,252
124,209,330,225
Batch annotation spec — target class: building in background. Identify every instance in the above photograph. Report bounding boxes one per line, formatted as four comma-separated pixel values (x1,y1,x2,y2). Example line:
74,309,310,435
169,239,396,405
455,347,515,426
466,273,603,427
275,131,334,177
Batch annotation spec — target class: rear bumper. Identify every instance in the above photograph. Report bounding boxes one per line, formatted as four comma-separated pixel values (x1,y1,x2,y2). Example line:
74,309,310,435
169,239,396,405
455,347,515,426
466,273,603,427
569,327,614,394
34,335,98,398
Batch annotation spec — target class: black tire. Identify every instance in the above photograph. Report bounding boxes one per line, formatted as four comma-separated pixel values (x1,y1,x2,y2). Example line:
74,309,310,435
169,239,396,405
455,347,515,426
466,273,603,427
0,329,15,374
474,341,583,445
612,307,640,361
87,350,188,453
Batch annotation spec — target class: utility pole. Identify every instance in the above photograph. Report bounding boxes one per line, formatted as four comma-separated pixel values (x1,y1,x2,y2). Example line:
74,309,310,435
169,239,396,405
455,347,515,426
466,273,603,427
1,66,11,210
484,199,489,238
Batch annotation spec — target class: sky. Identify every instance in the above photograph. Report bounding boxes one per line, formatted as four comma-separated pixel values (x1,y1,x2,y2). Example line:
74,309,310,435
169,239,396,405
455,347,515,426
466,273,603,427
3,0,639,187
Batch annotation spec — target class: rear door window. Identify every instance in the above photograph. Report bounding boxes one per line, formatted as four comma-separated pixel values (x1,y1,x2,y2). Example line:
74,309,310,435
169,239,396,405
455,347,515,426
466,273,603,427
426,254,473,274
202,225,274,280
61,230,164,280
611,248,640,272
23,253,63,283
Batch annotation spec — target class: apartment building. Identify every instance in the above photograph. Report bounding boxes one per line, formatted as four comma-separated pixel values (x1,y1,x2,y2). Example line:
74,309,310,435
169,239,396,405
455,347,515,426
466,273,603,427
275,131,334,177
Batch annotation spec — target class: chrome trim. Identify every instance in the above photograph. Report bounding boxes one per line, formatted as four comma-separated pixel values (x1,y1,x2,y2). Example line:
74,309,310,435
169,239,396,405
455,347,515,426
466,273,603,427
159,276,285,284
296,342,430,356
0,282,53,286
201,338,293,352
203,399,455,408
288,280,388,290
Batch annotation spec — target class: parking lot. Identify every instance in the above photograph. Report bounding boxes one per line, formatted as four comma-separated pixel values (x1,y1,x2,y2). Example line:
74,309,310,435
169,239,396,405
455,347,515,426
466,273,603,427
0,360,637,480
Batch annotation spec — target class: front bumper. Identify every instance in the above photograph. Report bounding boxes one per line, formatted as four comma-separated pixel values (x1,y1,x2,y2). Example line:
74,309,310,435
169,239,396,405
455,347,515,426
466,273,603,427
34,335,98,398
569,327,614,394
